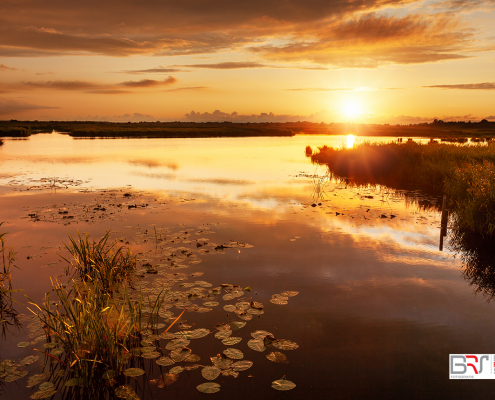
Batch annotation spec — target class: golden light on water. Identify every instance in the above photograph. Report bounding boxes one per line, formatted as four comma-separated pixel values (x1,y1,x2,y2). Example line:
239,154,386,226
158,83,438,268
347,134,356,148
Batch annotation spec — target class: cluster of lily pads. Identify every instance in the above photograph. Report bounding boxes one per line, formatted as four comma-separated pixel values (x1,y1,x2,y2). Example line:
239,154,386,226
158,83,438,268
1,222,298,399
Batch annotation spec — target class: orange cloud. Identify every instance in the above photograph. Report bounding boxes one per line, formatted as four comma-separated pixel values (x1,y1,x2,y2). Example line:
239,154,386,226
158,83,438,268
423,82,495,89
118,77,177,88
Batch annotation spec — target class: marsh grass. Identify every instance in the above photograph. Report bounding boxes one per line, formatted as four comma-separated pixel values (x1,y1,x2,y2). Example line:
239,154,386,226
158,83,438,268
62,231,135,294
0,223,19,334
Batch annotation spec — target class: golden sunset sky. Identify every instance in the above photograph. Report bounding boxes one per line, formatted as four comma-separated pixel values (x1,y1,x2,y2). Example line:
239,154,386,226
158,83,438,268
0,0,494,123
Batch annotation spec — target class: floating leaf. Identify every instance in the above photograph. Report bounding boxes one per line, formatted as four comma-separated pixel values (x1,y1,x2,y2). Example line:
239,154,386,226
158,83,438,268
157,373,178,388
115,384,140,399
267,352,289,363
239,314,253,321
247,339,266,352
203,301,219,307
20,355,39,366
250,301,263,309
223,348,244,360
30,388,57,399
171,347,192,362
281,291,299,297
17,342,30,348
232,360,253,372
221,369,239,378
270,297,288,305
51,348,64,356
247,308,264,315
197,382,221,393
166,338,190,350
244,286,252,292
27,374,46,388
156,357,175,367
185,354,201,362
5,369,28,382
142,351,160,359
123,367,145,377
184,364,201,371
175,329,210,339
215,323,230,331
228,321,246,330
272,339,299,350
222,293,235,301
65,377,83,387
222,337,242,346
169,366,184,375
272,378,296,391
201,366,221,381
159,332,176,340
214,330,232,339
223,305,236,312
211,356,233,370
39,382,54,391
251,330,273,339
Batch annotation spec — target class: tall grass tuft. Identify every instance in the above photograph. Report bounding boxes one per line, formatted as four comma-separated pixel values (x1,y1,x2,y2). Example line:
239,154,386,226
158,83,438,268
62,231,135,294
445,161,495,235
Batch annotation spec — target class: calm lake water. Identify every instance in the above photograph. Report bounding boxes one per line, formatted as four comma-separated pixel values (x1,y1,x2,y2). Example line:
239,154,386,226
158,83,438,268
1,133,494,399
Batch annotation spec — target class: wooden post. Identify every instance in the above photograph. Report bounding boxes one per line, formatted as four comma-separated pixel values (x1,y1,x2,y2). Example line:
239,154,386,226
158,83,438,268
439,195,448,251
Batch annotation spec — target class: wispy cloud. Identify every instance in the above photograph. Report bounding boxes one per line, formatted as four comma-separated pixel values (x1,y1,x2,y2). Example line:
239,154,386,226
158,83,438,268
0,98,60,115
423,82,495,89
163,86,208,92
118,76,177,88
0,64,18,71
120,67,183,74
0,76,178,92
178,62,268,69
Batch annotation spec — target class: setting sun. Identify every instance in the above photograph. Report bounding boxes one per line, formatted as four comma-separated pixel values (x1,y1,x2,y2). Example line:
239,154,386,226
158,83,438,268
342,100,363,120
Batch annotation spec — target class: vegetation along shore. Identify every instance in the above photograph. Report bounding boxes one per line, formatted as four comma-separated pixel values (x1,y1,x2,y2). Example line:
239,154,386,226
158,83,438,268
311,141,495,236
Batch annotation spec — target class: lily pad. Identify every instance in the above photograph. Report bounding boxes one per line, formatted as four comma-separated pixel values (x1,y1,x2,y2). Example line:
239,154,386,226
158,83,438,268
223,305,237,312
123,367,145,377
214,330,232,339
5,369,28,382
272,378,296,391
203,301,219,307
228,321,246,330
223,348,244,360
272,339,299,350
20,355,39,366
166,338,190,350
27,373,46,388
267,351,289,363
17,342,30,348
247,338,266,352
39,382,54,391
250,301,263,309
185,354,201,362
197,382,221,393
201,366,221,381
115,384,140,399
171,347,192,362
157,373,178,388
232,360,253,372
65,377,83,386
51,348,64,356
215,323,231,331
222,337,242,346
142,351,160,359
159,332,176,340
211,356,233,370
175,328,210,339
169,366,184,375
156,357,175,367
30,388,57,399
281,291,299,297
251,330,273,339
270,296,289,305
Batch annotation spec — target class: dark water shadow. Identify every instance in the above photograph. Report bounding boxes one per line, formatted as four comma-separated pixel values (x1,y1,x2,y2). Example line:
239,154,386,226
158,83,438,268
448,227,495,300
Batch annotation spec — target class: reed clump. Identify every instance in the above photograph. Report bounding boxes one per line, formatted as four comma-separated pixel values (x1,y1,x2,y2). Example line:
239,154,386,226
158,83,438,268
62,231,135,294
445,160,495,235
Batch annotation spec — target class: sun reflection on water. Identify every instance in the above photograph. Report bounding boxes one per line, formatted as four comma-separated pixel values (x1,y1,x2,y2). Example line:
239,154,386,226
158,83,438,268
347,134,356,148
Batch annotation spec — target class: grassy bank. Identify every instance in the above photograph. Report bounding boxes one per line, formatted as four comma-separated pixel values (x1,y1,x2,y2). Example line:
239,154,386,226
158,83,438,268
0,127,30,137
311,141,495,235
